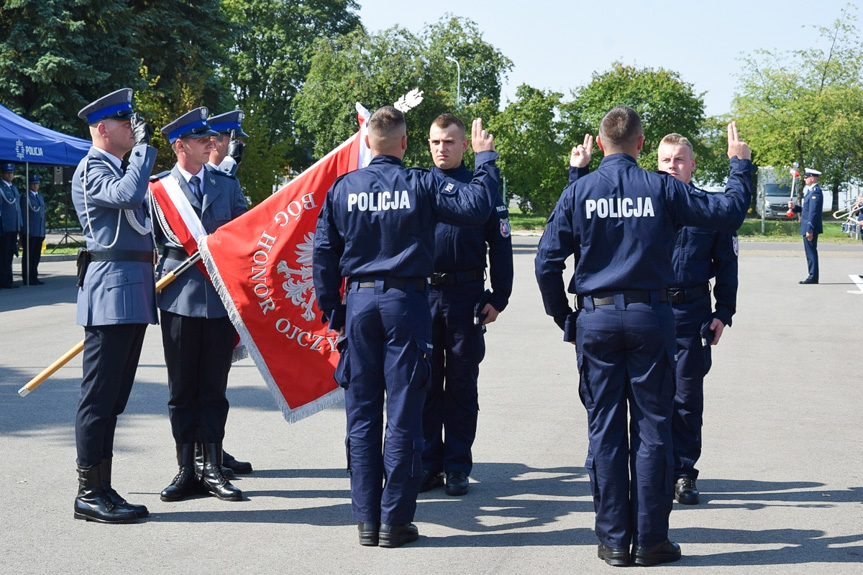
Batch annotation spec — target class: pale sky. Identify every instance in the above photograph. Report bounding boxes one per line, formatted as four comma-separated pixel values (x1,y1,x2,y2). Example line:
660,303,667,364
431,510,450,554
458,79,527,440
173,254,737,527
356,0,857,117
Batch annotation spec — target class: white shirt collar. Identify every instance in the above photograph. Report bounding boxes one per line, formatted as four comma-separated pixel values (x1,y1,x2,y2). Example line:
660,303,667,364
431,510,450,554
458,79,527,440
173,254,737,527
176,165,206,185
92,146,123,171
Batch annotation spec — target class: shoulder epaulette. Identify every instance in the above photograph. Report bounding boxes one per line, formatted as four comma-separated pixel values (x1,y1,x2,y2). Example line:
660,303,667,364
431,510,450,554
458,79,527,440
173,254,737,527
150,170,171,181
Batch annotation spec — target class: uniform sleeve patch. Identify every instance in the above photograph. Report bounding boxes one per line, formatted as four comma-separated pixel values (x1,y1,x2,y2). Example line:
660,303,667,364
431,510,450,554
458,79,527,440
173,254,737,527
500,218,511,238
732,235,739,256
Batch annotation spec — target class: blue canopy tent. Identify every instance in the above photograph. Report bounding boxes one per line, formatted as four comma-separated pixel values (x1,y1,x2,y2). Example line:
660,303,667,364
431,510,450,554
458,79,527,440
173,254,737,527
0,103,90,166
0,103,91,284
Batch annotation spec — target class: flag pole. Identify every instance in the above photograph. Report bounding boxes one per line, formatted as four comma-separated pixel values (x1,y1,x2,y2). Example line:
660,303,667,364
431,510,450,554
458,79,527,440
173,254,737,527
17,252,202,397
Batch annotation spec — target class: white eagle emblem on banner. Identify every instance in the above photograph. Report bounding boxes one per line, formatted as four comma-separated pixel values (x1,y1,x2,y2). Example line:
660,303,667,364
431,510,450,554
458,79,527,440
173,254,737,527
276,231,317,321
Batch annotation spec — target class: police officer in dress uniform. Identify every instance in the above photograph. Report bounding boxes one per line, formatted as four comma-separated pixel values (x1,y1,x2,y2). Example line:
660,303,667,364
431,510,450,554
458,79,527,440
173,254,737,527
420,113,513,497
788,168,823,284
657,134,738,505
207,110,247,178
313,107,499,548
21,174,46,285
71,88,157,523
154,107,247,503
198,109,253,476
0,162,22,288
535,107,752,567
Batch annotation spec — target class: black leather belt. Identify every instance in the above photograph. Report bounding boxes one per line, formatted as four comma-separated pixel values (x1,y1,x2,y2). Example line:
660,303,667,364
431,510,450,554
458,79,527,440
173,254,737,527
667,283,710,304
89,250,154,263
162,246,190,261
577,290,668,309
351,276,427,291
429,268,485,286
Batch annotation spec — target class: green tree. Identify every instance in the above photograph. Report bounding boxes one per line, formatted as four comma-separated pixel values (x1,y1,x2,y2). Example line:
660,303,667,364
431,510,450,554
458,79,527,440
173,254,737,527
733,5,863,208
295,16,512,170
220,0,361,174
564,61,707,174
0,1,139,136
488,85,567,217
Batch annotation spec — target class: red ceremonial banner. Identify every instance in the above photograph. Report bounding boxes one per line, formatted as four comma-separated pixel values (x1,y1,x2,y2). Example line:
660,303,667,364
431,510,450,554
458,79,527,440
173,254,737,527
199,115,368,422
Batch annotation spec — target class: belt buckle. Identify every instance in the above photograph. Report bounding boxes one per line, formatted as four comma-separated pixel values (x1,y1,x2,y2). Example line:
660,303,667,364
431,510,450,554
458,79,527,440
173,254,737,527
667,289,683,304
430,272,446,286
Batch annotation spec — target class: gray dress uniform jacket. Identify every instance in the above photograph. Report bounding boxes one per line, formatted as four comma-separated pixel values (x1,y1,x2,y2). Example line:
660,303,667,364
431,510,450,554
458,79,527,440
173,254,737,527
155,164,247,318
72,144,158,326
22,189,46,237
1,179,22,231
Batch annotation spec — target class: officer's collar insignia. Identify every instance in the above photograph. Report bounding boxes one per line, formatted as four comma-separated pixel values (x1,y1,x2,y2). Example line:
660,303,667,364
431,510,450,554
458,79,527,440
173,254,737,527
444,183,454,192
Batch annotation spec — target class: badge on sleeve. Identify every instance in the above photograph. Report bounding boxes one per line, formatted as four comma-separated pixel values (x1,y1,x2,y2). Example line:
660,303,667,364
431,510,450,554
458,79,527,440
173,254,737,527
732,235,739,256
499,218,511,238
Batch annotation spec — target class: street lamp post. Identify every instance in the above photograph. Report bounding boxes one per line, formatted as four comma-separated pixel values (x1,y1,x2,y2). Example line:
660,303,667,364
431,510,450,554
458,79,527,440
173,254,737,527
445,56,461,106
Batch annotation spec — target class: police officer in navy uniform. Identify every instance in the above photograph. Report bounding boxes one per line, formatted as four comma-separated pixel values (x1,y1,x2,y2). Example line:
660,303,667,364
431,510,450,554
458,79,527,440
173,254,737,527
0,162,22,288
788,168,823,284
20,174,46,285
207,110,247,178
535,107,752,567
199,109,253,476
313,107,499,548
154,107,248,503
420,113,513,497
657,134,738,506
71,88,157,523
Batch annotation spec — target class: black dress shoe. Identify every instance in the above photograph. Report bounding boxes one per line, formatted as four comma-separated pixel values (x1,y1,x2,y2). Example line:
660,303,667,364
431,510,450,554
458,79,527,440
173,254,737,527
799,278,818,284
633,540,681,566
419,470,444,493
598,543,630,566
357,522,380,546
445,471,469,496
674,476,699,505
379,523,419,548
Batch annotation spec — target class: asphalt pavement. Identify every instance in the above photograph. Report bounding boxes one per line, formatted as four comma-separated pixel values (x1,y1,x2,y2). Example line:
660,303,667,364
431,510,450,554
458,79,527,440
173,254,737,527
1,236,861,574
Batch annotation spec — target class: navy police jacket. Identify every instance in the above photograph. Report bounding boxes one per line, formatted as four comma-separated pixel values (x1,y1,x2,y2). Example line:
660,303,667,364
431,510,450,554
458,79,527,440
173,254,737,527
791,183,823,235
72,144,158,326
536,153,753,329
672,206,738,327
432,162,513,312
155,164,247,319
313,151,500,327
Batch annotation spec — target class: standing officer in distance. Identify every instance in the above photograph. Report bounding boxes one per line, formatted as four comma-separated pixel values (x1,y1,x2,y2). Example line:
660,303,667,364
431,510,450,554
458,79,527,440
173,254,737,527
420,113,513,497
788,168,823,284
657,134,738,505
535,106,752,567
21,174,47,285
203,109,252,476
207,110,247,178
313,106,499,548
71,88,157,523
154,108,248,503
0,162,22,289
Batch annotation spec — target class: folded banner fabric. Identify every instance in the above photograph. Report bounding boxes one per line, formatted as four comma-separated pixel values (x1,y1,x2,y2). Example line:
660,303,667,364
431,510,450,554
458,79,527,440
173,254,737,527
199,112,369,422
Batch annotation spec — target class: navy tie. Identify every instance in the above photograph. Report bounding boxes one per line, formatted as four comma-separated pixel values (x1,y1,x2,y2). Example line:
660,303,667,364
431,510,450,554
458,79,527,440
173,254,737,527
189,175,202,203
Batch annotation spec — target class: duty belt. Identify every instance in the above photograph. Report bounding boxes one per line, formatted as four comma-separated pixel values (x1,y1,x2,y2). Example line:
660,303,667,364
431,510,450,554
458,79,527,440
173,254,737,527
89,250,155,263
576,289,668,309
350,276,428,291
667,283,710,304
162,246,190,261
429,268,485,286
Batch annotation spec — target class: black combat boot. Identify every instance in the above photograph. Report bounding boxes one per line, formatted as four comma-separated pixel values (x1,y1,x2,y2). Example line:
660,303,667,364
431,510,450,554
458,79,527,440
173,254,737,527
161,444,202,502
100,458,149,518
195,442,233,478
74,464,138,523
200,443,242,501
222,449,252,474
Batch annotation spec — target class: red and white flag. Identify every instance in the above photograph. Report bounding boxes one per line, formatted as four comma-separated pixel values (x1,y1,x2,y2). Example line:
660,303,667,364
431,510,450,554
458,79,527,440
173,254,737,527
198,105,372,422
